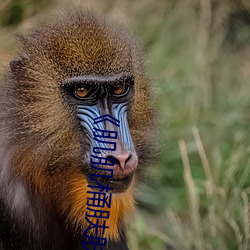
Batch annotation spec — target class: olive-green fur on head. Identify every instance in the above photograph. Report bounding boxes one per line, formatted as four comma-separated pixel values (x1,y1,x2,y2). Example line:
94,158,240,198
7,10,152,133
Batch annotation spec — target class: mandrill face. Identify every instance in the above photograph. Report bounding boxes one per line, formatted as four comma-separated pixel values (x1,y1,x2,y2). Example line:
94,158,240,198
62,72,138,194
0,9,154,245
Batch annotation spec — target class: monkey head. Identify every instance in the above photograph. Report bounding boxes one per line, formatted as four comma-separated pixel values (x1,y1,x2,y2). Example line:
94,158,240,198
0,10,154,242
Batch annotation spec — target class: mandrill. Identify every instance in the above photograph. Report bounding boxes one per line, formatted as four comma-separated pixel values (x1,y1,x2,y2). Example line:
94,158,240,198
0,9,154,250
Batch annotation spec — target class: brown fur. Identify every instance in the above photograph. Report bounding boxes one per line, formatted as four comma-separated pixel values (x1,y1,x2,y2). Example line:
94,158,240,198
0,9,154,248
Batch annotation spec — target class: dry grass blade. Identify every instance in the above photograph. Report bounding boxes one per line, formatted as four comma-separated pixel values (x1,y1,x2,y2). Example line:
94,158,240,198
192,126,214,195
241,191,250,250
178,138,203,249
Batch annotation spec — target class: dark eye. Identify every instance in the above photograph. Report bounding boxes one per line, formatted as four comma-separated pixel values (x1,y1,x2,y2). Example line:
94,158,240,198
113,84,126,95
74,87,89,98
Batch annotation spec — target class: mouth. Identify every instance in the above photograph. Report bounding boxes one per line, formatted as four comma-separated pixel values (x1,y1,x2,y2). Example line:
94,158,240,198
87,173,134,193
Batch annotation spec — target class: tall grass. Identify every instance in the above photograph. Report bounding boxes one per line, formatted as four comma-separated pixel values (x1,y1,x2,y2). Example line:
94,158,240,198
129,127,250,250
128,0,250,249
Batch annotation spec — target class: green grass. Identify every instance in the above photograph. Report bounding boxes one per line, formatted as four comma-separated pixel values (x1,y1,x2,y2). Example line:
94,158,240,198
128,1,250,249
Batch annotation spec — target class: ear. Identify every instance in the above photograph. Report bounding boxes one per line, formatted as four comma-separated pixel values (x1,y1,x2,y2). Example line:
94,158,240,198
10,34,29,73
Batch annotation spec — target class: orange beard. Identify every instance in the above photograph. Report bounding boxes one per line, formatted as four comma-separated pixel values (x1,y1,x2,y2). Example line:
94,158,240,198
66,173,135,241
11,144,135,241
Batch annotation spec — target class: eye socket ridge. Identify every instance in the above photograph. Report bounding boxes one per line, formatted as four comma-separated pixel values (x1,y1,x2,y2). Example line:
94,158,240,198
71,84,98,100
110,85,134,103
61,82,99,105
112,83,129,97
110,76,134,97
74,85,91,99
62,75,134,104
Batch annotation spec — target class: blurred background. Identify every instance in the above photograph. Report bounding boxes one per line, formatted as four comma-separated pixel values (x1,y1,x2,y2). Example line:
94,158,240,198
0,0,250,249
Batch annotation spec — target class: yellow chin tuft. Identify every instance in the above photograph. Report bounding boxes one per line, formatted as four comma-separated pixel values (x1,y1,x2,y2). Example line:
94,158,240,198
67,173,135,241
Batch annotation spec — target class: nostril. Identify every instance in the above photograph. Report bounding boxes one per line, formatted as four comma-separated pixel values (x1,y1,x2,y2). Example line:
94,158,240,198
106,155,120,165
125,154,132,164
106,153,131,169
